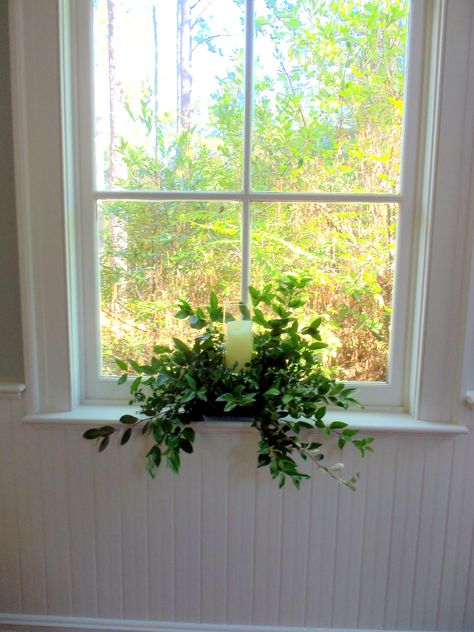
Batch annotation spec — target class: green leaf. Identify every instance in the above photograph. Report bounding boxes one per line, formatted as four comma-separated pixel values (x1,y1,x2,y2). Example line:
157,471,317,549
188,315,207,329
182,427,195,442
342,428,359,437
173,338,191,353
252,308,268,327
117,373,128,385
98,436,110,452
209,306,223,322
145,446,162,478
185,374,197,390
315,406,326,420
82,428,101,440
115,358,128,371
120,414,138,425
120,428,132,445
248,286,261,306
239,303,251,320
257,453,271,467
128,359,143,374
167,450,181,474
209,290,218,310
330,421,348,429
175,308,192,319
264,387,280,397
130,376,142,393
180,438,194,453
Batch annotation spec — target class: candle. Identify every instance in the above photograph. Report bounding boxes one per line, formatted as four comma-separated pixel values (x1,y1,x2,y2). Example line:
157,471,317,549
225,319,253,370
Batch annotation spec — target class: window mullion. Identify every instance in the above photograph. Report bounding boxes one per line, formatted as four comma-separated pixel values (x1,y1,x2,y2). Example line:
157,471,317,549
241,0,255,302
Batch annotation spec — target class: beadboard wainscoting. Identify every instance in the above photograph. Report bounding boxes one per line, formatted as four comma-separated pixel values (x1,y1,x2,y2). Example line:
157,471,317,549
1,398,474,632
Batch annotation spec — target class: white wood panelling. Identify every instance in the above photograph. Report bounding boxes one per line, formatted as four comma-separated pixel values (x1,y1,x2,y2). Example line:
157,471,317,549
1,400,474,630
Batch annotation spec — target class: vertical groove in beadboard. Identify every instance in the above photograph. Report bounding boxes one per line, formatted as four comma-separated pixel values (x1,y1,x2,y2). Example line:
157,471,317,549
147,456,176,622
200,433,229,624
277,470,312,627
13,414,48,614
252,465,283,626
458,431,474,631
276,486,285,626
225,436,230,624
331,446,369,629
93,447,124,618
462,464,474,631
39,429,73,614
65,429,98,617
463,513,474,630
304,462,340,626
357,438,398,629
0,402,22,612
436,434,469,630
411,439,454,630
9,401,24,614
225,432,257,625
119,439,150,620
384,437,425,628
173,437,202,622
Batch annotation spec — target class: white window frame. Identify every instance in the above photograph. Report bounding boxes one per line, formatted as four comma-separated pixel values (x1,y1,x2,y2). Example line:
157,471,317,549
9,0,474,432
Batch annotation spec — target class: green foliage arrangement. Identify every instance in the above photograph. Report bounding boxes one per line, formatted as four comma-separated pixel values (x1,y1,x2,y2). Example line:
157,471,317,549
84,275,374,489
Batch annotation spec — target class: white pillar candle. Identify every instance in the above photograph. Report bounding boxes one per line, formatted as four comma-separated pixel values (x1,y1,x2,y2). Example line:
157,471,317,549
225,319,253,370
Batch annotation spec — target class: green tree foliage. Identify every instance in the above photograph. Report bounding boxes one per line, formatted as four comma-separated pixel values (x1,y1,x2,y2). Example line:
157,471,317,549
98,0,408,382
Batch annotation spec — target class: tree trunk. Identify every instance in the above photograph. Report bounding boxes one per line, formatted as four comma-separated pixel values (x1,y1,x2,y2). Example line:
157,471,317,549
107,0,118,186
176,0,192,132
152,3,160,159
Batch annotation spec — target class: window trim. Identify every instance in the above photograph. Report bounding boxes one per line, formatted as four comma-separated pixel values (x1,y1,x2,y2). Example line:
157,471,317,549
9,0,474,426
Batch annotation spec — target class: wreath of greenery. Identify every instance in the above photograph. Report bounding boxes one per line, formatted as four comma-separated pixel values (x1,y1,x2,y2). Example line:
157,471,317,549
84,275,374,489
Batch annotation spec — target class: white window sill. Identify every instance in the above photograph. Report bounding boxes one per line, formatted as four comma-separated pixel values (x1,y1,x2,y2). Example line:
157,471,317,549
0,382,27,400
22,405,469,438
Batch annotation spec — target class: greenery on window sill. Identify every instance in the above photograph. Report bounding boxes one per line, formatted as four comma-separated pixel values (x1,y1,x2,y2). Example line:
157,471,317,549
84,275,374,489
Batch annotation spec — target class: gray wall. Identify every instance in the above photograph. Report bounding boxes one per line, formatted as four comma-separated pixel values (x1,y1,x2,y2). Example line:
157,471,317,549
0,0,23,381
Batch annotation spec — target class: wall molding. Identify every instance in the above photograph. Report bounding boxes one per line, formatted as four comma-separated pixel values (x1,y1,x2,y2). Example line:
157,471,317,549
0,614,437,632
0,383,26,400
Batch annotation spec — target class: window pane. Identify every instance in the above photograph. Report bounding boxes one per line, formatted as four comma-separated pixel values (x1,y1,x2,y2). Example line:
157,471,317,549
93,0,244,191
251,202,398,382
252,0,409,193
98,200,241,374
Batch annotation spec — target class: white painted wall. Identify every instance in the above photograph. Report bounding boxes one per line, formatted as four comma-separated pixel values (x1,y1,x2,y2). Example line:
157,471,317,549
1,397,474,631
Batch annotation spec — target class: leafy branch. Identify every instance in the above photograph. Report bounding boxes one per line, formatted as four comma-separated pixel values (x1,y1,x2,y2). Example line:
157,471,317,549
84,275,373,489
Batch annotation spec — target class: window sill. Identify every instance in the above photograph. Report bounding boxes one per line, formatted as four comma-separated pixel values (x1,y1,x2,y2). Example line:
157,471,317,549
0,382,27,400
22,405,469,438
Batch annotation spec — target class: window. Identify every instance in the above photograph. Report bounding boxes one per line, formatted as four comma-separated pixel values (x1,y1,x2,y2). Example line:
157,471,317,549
10,0,474,425
77,0,420,406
